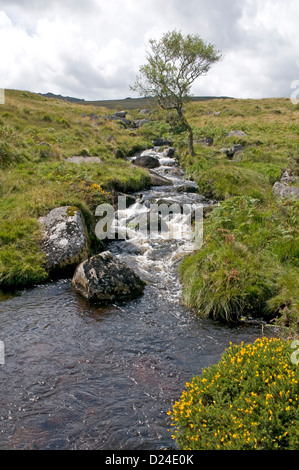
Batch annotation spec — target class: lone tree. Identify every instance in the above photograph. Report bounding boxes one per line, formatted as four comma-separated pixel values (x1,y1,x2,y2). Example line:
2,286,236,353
131,30,222,156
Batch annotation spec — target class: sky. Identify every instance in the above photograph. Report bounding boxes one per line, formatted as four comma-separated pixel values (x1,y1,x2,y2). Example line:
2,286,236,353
0,0,298,101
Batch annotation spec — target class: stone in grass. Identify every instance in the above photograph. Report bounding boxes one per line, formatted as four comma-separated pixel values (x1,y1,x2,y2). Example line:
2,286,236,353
38,206,90,277
272,182,299,200
72,251,146,302
65,156,103,164
227,130,247,137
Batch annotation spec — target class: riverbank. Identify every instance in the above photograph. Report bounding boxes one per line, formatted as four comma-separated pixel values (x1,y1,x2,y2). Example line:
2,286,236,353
175,98,298,335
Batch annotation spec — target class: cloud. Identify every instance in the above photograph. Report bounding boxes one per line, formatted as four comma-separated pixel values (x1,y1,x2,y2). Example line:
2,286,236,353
0,0,298,100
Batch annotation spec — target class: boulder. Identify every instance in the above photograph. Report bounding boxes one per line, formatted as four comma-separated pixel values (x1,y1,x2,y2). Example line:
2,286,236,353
133,155,160,169
281,170,298,185
105,115,132,127
134,119,150,128
155,198,182,207
227,130,247,137
195,137,214,146
161,147,176,157
138,109,150,115
149,170,173,186
272,182,299,200
113,192,137,208
175,184,198,194
222,144,244,159
71,251,146,302
114,111,127,118
38,206,90,276
152,138,173,147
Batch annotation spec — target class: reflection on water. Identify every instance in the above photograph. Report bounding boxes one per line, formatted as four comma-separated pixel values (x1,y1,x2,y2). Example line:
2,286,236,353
0,149,278,450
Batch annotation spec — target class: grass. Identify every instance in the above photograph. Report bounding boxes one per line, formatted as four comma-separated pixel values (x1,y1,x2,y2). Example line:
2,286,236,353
180,196,298,324
0,89,154,288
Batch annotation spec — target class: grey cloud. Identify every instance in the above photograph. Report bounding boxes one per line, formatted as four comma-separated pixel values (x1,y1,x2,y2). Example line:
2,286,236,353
1,0,298,100
47,51,136,99
161,0,245,49
0,0,96,12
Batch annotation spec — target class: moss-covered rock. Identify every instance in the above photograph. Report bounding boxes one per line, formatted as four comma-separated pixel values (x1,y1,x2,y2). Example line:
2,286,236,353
38,206,90,277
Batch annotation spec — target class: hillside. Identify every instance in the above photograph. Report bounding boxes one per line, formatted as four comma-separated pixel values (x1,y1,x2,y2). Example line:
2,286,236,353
0,89,298,334
39,92,233,109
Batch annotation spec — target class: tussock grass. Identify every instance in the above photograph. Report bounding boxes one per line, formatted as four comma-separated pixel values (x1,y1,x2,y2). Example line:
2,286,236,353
174,98,299,333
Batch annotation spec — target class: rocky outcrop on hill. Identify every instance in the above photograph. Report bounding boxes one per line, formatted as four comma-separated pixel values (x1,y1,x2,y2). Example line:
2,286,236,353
272,170,299,200
272,182,299,200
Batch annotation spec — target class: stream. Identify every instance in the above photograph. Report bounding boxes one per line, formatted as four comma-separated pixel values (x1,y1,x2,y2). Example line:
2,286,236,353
0,147,277,450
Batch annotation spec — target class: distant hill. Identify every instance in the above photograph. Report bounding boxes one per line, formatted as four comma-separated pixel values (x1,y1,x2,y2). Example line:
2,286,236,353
39,92,233,110
40,92,86,103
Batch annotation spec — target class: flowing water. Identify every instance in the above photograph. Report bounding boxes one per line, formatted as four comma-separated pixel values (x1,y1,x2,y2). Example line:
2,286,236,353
0,148,277,450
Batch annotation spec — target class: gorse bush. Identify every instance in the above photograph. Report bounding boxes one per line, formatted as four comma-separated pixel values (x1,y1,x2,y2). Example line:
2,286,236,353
169,337,299,450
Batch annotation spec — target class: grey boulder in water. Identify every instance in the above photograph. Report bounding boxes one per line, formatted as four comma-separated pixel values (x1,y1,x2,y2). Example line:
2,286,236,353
72,251,146,302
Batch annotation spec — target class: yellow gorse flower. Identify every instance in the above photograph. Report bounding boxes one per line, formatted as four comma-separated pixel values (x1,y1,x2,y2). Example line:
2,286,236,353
168,337,299,450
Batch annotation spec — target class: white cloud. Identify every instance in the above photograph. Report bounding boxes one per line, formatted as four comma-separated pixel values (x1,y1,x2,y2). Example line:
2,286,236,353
0,0,298,100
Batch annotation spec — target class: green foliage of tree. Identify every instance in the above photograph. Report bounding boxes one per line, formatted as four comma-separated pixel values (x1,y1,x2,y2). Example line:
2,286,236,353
131,30,222,155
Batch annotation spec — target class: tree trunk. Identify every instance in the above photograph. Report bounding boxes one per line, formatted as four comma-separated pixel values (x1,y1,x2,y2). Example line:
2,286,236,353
185,120,195,157
177,107,195,156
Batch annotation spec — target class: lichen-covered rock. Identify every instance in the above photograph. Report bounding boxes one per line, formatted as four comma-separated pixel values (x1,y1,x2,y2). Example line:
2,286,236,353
272,182,299,200
227,130,247,137
71,251,146,302
38,206,90,276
